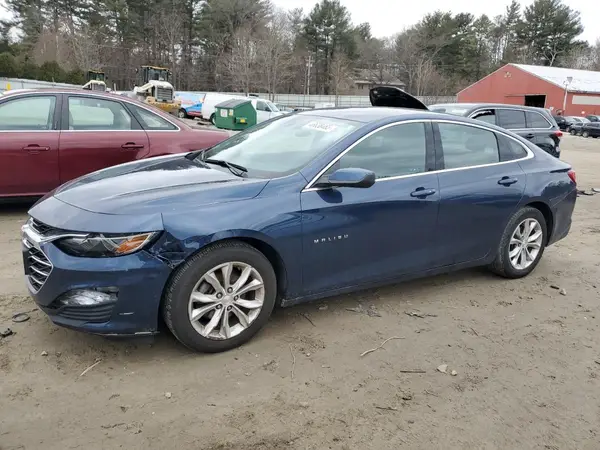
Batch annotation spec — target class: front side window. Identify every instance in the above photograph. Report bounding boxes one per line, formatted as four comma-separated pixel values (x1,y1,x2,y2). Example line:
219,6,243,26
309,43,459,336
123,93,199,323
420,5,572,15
129,104,177,130
0,96,56,131
438,123,500,169
331,123,427,179
68,97,132,130
472,109,496,125
256,101,270,112
525,111,550,128
266,101,279,112
497,109,526,129
199,114,360,178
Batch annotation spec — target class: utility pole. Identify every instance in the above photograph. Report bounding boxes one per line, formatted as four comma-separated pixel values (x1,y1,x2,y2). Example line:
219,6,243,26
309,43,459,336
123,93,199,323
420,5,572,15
305,53,313,96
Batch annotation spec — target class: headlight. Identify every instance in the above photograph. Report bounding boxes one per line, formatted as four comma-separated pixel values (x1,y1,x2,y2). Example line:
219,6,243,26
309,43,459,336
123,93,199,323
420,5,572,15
54,232,158,258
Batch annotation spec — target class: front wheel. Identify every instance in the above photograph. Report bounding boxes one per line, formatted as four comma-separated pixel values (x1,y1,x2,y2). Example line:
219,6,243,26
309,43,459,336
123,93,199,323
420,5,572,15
489,207,547,279
178,109,187,119
163,241,277,353
210,114,216,125
583,131,590,138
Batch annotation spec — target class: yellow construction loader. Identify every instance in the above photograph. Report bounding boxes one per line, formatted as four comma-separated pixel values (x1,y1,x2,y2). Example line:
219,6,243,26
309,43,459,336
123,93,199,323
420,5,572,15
82,70,107,91
133,65,181,114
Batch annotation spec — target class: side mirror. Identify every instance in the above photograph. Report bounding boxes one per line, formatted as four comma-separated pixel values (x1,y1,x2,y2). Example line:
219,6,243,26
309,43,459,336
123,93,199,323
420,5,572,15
318,168,376,189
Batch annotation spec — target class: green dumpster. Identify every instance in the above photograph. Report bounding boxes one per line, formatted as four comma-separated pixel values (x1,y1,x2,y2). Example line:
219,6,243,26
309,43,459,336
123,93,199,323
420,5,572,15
214,98,257,130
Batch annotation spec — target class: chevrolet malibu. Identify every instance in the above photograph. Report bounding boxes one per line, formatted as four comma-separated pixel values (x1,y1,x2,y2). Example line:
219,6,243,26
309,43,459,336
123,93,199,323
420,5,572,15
22,107,577,352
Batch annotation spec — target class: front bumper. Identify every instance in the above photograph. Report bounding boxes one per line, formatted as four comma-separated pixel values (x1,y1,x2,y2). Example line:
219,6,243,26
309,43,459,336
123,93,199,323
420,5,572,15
22,223,172,336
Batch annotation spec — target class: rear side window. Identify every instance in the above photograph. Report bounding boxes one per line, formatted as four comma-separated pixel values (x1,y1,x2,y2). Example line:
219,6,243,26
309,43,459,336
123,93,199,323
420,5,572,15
68,97,132,130
498,135,528,161
526,112,550,128
129,104,177,130
497,109,526,129
438,123,500,169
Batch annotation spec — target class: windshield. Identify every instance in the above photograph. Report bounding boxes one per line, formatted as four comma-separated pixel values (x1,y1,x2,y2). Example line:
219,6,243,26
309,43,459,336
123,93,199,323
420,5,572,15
266,101,280,112
199,114,360,178
429,104,471,116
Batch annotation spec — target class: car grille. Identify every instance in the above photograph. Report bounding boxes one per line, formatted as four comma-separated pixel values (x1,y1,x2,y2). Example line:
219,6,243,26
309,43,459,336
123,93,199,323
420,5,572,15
155,87,173,102
30,218,56,236
57,304,115,323
24,242,53,292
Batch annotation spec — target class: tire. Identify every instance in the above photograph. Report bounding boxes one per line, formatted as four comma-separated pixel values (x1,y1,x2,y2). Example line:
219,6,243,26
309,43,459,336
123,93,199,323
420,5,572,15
488,207,547,279
163,241,277,353
178,109,187,119
210,114,216,125
570,129,576,135
583,131,589,138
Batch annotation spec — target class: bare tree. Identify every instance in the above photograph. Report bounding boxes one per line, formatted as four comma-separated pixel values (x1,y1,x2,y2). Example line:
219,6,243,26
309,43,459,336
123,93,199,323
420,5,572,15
218,26,259,93
330,53,353,102
149,4,184,85
255,9,294,99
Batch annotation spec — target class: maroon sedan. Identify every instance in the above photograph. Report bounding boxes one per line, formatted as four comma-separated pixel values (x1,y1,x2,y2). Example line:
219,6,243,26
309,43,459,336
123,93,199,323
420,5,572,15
0,89,229,198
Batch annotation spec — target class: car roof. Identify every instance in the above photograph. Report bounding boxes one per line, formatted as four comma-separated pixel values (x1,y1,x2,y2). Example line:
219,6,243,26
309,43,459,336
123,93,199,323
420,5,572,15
0,88,190,129
296,107,446,123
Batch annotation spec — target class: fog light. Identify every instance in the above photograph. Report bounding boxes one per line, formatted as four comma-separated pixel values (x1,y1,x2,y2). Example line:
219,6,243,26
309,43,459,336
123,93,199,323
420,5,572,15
57,288,118,307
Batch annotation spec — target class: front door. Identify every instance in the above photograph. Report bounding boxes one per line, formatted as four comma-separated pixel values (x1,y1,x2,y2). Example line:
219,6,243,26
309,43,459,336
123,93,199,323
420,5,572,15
58,95,150,184
255,100,272,123
0,94,60,196
433,121,527,266
300,121,440,295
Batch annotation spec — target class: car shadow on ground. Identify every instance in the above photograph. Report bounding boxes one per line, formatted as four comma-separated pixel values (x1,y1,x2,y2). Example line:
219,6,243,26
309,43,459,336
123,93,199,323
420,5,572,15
21,266,506,361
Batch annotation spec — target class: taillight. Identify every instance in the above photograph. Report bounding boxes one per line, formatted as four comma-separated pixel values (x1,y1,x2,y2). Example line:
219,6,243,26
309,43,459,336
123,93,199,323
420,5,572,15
568,169,576,185
554,130,563,138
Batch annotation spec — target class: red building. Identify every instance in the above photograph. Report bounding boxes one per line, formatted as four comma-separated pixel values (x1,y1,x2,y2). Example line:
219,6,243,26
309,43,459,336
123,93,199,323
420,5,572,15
457,64,600,116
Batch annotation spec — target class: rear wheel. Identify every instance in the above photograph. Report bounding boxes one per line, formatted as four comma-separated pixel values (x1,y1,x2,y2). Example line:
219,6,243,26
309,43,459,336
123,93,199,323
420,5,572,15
163,241,277,353
210,114,216,125
489,207,547,279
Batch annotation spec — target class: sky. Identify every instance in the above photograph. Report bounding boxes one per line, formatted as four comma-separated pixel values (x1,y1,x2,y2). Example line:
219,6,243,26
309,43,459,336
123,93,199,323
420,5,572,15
0,0,598,44
273,0,599,44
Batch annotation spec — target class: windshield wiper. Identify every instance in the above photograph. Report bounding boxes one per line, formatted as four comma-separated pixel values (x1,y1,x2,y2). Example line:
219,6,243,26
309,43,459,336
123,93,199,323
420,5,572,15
204,159,248,177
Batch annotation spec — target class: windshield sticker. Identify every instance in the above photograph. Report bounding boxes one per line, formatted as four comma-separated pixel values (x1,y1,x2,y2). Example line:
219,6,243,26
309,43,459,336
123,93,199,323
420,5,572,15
303,121,338,132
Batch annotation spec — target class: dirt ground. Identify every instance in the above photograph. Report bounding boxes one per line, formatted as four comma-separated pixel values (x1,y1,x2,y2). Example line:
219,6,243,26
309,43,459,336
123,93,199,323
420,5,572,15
1,135,599,450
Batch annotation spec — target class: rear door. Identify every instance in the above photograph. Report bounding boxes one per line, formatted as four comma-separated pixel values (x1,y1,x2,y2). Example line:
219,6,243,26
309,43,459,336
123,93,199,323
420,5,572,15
58,94,150,184
0,94,60,196
433,121,527,266
496,108,558,157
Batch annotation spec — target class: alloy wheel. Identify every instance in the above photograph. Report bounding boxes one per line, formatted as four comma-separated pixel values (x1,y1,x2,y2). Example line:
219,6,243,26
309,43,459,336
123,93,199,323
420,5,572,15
188,262,265,340
509,218,543,270
583,131,589,138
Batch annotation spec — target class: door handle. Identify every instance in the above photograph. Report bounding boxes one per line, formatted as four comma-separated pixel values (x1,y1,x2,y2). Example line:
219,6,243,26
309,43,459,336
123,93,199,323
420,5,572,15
121,142,145,150
410,188,437,198
524,133,535,139
22,145,50,152
498,176,518,186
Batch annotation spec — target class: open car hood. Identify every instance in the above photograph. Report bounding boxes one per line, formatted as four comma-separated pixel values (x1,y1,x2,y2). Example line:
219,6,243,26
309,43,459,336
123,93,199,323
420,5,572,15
369,86,429,110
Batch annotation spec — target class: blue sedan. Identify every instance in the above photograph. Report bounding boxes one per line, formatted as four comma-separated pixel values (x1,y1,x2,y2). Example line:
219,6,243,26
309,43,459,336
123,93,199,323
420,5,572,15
22,106,577,352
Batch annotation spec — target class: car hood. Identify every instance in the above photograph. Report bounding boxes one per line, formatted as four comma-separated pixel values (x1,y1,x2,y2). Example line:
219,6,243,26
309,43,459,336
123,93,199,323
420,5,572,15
53,154,269,215
369,86,429,110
